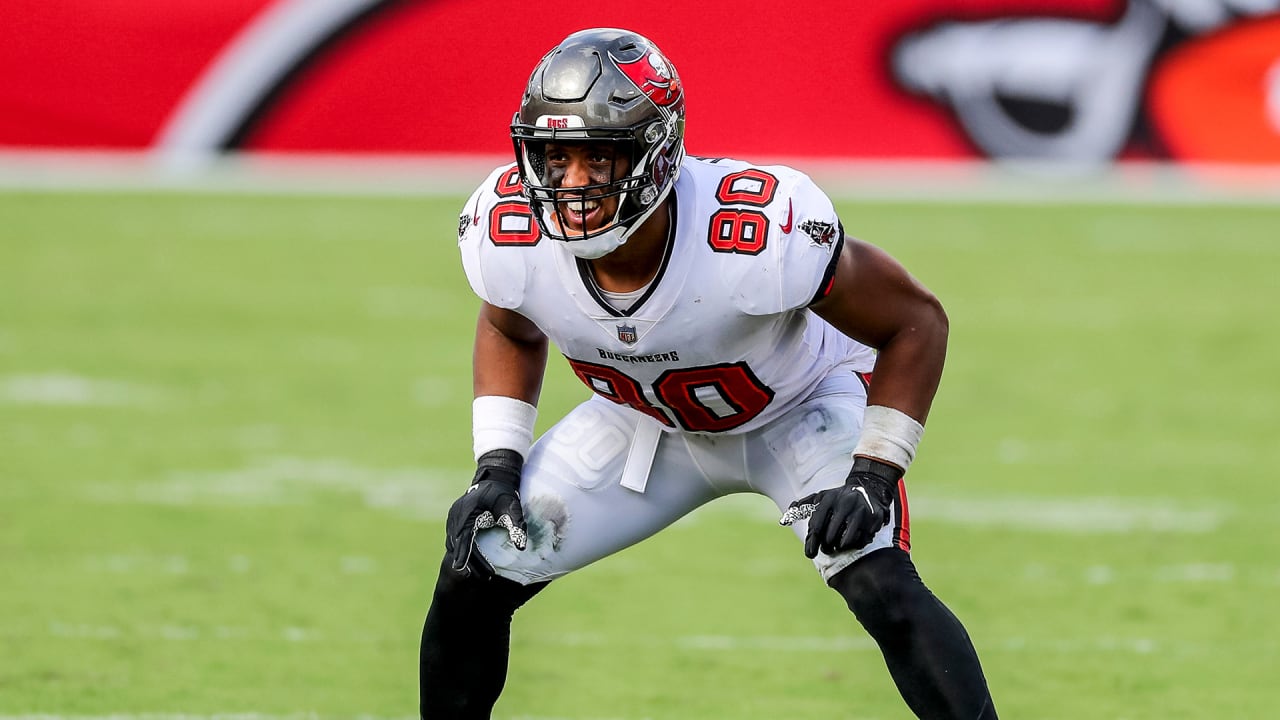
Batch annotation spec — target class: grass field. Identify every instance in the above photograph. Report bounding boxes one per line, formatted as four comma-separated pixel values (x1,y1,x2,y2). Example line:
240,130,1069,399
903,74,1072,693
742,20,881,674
2,185,1278,719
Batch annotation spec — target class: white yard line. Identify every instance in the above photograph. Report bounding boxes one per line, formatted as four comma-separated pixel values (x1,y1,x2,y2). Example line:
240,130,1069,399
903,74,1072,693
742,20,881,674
694,490,1229,534
82,456,460,518
0,373,167,407
81,454,1231,533
85,462,1231,533
909,495,1227,533
38,616,1249,655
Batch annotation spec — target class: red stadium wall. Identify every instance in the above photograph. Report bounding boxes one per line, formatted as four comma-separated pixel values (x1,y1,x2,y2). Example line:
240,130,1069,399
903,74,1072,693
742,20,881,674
2,0,1279,164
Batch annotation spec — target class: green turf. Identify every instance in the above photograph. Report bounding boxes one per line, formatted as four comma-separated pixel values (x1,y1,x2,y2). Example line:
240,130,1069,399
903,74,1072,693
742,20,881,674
2,190,1278,719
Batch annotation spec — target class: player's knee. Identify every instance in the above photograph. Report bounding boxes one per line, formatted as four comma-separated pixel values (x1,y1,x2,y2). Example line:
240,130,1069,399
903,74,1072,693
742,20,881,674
828,547,927,635
430,557,549,618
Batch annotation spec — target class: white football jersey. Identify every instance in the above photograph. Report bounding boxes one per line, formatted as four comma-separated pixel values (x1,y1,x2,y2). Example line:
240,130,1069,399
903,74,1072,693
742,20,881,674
458,156,877,435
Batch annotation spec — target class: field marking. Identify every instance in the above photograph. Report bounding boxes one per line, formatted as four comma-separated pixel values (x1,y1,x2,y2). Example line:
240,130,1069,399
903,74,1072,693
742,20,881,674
3,151,1279,206
1154,563,1236,583
909,495,1227,533
80,553,376,576
82,456,460,519
82,456,1231,533
0,373,166,407
996,636,1161,654
692,490,1228,534
676,634,877,652
86,463,1231,533
39,621,1222,657
70,549,1273,590
411,376,459,409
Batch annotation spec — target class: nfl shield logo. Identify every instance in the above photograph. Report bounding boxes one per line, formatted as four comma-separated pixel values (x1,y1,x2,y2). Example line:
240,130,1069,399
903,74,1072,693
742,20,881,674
616,323,638,345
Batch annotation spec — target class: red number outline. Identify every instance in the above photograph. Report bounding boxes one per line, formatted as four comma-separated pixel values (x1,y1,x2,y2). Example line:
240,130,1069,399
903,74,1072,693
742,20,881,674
654,362,774,432
566,359,674,427
494,166,522,197
707,209,768,255
715,169,779,206
488,201,540,246
566,358,774,432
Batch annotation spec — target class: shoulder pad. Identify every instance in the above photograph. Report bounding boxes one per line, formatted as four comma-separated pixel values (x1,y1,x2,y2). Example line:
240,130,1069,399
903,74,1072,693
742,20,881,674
712,165,843,315
457,164,540,309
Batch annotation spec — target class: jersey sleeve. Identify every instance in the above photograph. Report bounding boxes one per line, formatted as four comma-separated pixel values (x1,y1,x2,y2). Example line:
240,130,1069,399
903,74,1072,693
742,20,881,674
457,165,533,310
726,168,844,315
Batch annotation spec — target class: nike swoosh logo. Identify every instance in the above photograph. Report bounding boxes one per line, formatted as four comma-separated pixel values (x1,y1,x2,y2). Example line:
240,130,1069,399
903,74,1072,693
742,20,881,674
779,198,794,233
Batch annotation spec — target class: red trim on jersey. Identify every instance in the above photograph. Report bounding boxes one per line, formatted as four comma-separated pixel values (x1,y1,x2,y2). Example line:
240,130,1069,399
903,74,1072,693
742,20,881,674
494,165,522,197
895,478,912,552
807,233,845,306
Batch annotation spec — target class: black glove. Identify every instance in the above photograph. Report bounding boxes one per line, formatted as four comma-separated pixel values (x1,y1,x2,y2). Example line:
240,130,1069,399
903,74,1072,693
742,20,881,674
780,456,901,559
445,449,528,578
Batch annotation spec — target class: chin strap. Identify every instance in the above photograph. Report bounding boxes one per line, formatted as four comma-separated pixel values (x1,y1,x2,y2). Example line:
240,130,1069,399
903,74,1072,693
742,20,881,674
562,226,629,259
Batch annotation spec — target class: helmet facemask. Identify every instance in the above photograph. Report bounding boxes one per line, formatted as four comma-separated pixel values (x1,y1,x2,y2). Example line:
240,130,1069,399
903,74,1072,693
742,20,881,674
512,118,682,258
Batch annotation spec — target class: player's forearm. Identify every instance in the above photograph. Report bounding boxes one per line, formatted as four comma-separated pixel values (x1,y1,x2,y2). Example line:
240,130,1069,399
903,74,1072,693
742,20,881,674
469,305,547,465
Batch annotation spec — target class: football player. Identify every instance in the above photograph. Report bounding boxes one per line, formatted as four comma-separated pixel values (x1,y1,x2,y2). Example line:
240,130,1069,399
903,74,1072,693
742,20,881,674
420,27,998,719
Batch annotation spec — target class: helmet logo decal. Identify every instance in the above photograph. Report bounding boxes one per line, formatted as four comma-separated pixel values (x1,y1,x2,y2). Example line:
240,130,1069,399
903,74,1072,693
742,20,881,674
613,50,684,108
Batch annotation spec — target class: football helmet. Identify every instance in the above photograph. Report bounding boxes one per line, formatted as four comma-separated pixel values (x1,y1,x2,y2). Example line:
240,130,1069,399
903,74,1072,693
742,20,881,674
511,28,686,259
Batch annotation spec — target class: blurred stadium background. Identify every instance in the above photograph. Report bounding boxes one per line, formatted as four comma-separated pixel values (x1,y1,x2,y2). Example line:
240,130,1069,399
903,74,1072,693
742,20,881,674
3,1,1279,718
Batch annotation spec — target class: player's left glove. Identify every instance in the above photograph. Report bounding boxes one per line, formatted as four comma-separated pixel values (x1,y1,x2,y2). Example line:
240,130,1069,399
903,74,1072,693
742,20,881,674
780,456,901,559
445,449,528,578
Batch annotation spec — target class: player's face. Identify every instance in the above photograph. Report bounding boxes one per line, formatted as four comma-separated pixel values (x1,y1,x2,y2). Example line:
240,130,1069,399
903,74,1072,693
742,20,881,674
544,142,630,234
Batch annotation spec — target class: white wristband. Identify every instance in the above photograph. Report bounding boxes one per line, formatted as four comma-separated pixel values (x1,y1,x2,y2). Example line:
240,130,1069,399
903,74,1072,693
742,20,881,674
473,395,538,461
853,405,925,472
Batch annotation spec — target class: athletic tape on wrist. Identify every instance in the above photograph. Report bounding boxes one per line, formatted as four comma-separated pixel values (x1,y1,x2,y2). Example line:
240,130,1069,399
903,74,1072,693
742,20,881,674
472,395,538,461
853,405,924,472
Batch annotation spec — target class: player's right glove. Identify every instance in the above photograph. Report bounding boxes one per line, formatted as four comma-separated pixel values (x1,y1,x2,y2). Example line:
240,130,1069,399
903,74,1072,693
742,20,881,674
444,449,528,578
780,456,901,559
